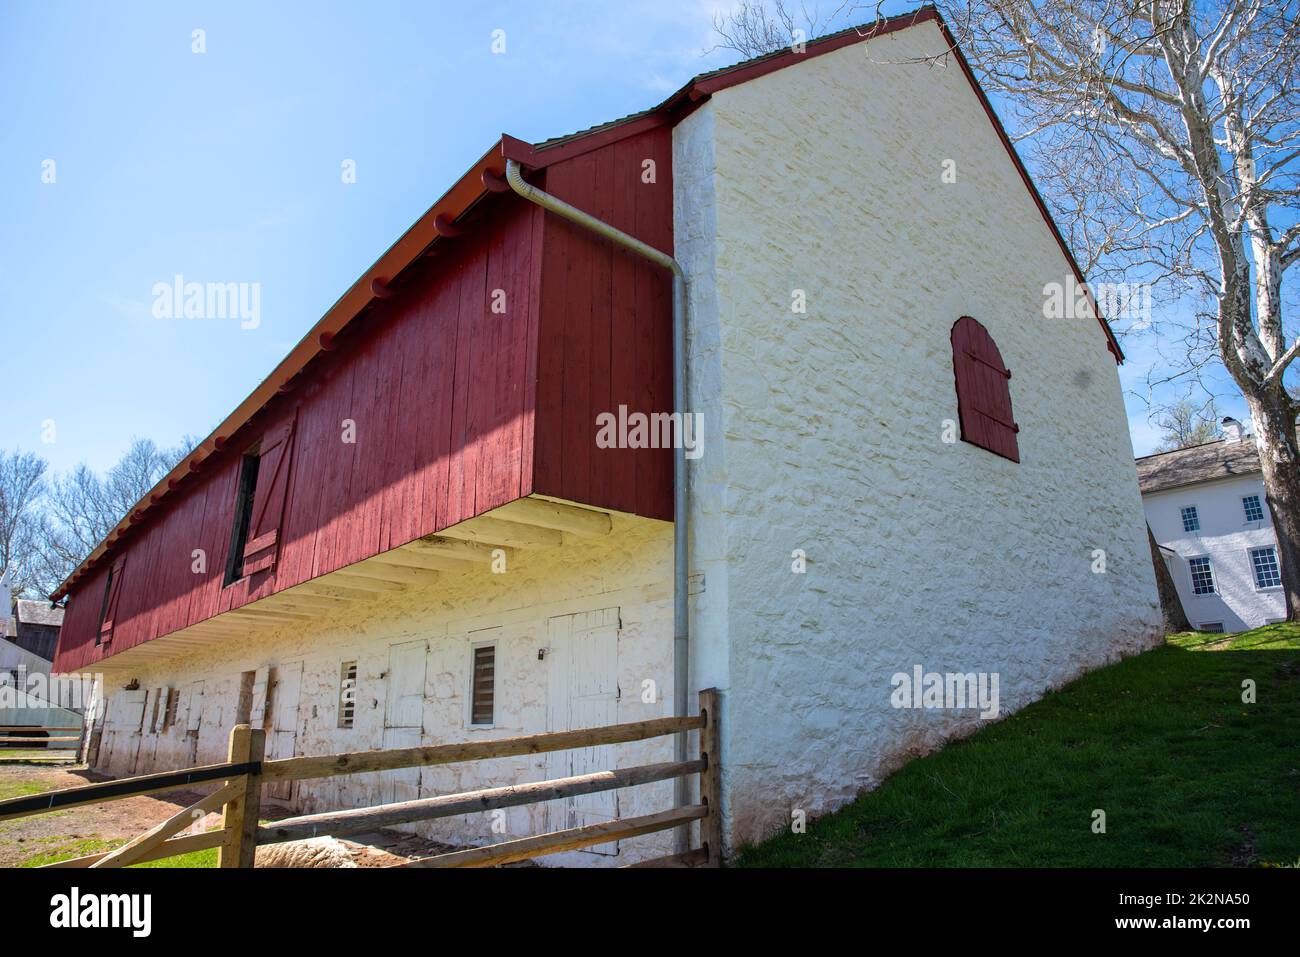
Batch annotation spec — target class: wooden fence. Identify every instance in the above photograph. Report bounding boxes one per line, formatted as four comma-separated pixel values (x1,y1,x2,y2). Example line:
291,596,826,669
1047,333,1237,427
0,689,722,869
0,725,82,749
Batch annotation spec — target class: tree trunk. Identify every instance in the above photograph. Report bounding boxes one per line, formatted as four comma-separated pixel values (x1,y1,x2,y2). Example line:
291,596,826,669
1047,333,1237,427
1147,524,1190,634
1245,389,1300,620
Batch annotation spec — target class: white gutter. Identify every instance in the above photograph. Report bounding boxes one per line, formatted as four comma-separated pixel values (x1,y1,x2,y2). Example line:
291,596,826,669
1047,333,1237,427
505,160,691,849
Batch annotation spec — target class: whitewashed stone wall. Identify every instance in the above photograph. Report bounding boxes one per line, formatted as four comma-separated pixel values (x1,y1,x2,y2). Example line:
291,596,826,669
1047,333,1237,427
1144,474,1286,631
93,513,676,866
676,21,1163,852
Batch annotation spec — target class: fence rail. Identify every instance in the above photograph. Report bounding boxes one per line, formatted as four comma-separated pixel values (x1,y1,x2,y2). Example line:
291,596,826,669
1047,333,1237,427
0,760,260,821
0,689,723,869
0,725,82,748
258,714,703,783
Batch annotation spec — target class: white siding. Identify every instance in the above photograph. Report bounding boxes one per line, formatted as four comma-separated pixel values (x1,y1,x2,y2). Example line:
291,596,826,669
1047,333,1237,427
1144,473,1286,631
0,635,56,676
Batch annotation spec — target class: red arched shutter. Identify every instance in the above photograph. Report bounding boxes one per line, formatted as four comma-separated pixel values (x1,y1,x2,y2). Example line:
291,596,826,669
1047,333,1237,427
951,316,1019,463
242,414,298,576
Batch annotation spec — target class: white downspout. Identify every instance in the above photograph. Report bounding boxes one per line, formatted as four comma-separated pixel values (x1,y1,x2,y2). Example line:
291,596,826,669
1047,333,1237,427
505,159,692,851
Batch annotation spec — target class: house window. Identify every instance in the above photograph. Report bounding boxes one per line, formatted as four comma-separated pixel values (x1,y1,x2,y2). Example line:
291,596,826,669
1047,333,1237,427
1243,495,1265,523
950,316,1019,462
338,661,358,729
1250,546,1282,589
469,644,496,726
1189,556,1216,595
224,450,261,586
1199,622,1224,633
1181,506,1200,532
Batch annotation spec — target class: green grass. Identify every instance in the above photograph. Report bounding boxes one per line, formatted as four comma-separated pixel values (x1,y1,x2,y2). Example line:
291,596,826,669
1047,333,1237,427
0,778,59,802
0,772,220,867
17,838,117,867
18,839,219,868
734,623,1300,868
130,847,219,868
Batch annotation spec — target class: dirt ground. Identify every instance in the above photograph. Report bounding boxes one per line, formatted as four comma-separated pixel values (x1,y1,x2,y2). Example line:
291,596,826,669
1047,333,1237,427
0,763,461,867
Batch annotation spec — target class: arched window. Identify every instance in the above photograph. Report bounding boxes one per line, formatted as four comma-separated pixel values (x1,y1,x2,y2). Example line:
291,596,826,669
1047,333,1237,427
951,316,1019,463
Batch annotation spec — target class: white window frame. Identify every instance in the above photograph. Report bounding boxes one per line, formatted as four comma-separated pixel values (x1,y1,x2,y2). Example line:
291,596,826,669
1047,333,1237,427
1247,545,1283,591
1187,554,1216,596
1242,494,1266,524
466,636,499,730
1180,505,1201,533
1198,622,1224,633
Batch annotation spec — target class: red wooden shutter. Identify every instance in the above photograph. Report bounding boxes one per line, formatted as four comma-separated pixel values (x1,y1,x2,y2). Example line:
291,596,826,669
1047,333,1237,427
242,415,298,576
99,556,126,645
951,316,1020,463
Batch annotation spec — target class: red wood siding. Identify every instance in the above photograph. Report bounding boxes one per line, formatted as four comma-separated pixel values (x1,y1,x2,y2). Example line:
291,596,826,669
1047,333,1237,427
532,126,675,520
54,136,677,673
56,195,541,671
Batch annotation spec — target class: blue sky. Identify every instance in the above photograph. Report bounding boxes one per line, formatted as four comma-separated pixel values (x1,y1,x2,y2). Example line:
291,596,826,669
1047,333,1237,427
0,0,1243,475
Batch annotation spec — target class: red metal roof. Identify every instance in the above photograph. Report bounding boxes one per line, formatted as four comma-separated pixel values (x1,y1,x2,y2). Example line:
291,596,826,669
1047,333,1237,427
51,4,1120,600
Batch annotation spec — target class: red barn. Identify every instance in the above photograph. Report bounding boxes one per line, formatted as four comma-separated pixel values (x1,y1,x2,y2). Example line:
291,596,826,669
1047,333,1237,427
52,10,1158,863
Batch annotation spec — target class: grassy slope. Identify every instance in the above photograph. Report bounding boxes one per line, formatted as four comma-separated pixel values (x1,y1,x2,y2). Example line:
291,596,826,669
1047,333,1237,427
734,624,1300,867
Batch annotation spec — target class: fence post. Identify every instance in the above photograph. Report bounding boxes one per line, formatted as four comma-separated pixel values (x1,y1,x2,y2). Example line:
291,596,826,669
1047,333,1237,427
218,723,265,868
698,688,722,867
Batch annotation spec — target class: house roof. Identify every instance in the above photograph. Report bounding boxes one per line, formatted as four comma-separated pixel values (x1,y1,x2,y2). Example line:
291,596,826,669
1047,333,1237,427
1135,438,1262,494
15,599,64,628
50,4,1120,602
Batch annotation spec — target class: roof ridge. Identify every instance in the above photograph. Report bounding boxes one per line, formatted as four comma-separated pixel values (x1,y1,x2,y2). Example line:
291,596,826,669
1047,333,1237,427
531,5,940,153
1134,436,1241,461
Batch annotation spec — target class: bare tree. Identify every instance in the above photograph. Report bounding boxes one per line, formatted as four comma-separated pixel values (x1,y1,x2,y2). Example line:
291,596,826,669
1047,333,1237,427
1153,396,1221,450
712,1,841,57
715,2,1300,617
943,2,1300,616
0,450,48,598
37,436,196,592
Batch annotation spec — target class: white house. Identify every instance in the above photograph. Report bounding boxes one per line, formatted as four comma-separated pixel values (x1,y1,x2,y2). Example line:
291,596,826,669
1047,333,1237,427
51,10,1161,864
1,576,81,735
1138,424,1287,632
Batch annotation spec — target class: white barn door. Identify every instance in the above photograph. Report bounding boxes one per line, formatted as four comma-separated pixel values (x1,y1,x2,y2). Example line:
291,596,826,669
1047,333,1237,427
383,639,427,807
127,689,147,774
546,607,621,855
183,681,205,766
266,662,302,802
